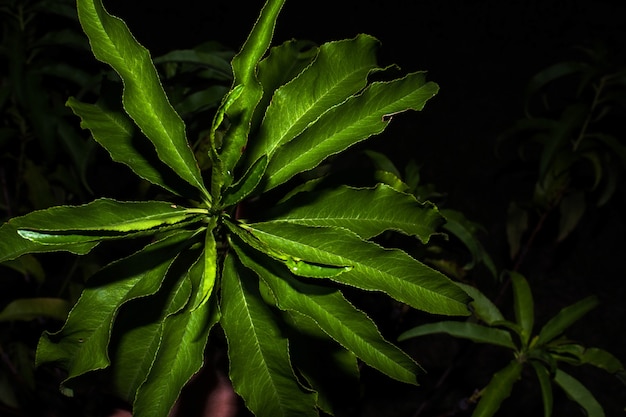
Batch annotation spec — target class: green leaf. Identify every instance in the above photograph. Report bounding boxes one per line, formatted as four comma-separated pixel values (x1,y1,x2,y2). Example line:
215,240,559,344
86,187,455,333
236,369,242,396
535,296,598,347
0,221,98,263
36,230,198,382
579,347,624,374
246,34,380,166
133,289,218,417
268,184,444,242
554,369,605,417
217,0,286,184
10,199,205,234
241,222,470,315
510,272,534,346
530,361,554,417
253,39,319,129
192,219,218,309
66,97,192,197
398,321,516,350
455,282,505,326
472,360,523,417
76,0,208,200
233,242,421,384
221,155,268,207
220,253,318,417
107,259,194,403
263,72,439,190
0,298,70,322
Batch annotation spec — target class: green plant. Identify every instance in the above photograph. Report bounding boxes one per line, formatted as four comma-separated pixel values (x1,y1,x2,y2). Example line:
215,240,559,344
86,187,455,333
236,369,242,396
0,0,472,416
399,272,625,417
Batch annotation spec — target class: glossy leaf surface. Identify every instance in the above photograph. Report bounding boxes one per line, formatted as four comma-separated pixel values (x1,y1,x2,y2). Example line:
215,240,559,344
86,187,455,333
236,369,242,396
221,254,317,417
76,0,208,199
269,184,444,241
263,72,439,190
242,222,470,315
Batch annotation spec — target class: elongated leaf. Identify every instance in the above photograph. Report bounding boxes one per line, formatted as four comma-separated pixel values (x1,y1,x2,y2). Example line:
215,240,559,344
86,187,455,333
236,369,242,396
554,369,605,417
233,242,421,384
192,219,218,309
398,321,516,350
133,289,218,417
0,222,98,263
217,0,286,183
67,97,193,197
247,34,380,165
535,296,598,346
510,272,534,346
36,230,198,382
455,283,505,325
10,199,205,233
579,347,624,374
252,39,319,129
242,222,470,315
0,298,70,322
107,263,193,403
220,253,317,417
269,184,444,242
263,72,439,190
76,0,208,200
530,361,554,417
472,360,523,417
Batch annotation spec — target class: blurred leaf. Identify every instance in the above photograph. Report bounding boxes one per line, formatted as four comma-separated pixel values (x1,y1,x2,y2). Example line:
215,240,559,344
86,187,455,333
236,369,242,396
554,369,605,417
398,321,516,350
455,282,505,326
0,298,70,322
510,272,534,346
536,296,598,346
530,361,553,417
472,360,523,417
557,191,586,242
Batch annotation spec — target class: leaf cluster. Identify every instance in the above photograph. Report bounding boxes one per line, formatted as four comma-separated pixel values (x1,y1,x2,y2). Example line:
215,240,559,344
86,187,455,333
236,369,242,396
0,0,472,416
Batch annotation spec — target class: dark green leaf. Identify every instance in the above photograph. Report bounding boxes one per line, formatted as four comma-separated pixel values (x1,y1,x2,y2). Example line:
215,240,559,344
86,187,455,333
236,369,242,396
220,253,317,417
0,298,70,322
398,321,516,350
510,272,534,346
221,155,268,206
455,282,505,326
535,296,598,346
530,361,554,417
554,369,605,417
233,242,421,384
472,360,523,417
241,222,470,315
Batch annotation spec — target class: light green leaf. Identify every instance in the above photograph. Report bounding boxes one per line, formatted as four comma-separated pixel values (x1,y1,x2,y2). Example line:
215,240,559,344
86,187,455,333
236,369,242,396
530,361,554,417
241,222,470,315
268,184,444,242
0,221,98,263
252,39,319,129
510,272,534,346
10,199,205,234
0,298,70,322
76,0,208,200
233,242,421,384
247,34,380,166
455,282,505,326
398,321,516,350
36,230,198,382
472,360,523,417
263,72,439,190
133,289,218,417
191,220,218,309
217,0,286,183
554,369,605,417
67,97,192,197
220,253,318,417
535,296,598,347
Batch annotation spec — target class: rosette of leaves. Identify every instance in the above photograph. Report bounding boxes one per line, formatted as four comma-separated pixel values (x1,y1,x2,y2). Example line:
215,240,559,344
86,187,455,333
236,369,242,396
399,272,625,417
0,0,471,416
